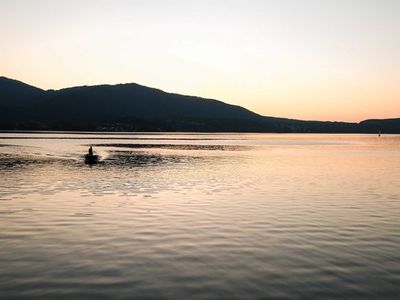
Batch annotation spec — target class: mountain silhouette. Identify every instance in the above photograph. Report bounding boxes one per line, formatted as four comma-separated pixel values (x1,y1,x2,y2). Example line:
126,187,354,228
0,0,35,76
0,76,399,133
0,76,45,109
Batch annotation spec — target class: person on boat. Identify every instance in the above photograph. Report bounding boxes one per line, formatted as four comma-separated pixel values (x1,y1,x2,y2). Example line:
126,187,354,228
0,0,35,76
88,146,93,156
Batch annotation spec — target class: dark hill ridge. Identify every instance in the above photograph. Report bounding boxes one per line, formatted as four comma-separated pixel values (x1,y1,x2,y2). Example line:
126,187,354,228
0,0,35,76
0,76,399,133
0,76,45,106
41,83,261,120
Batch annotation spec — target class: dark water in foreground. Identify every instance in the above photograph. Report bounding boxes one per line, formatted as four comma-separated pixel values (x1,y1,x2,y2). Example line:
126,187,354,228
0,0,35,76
0,132,399,299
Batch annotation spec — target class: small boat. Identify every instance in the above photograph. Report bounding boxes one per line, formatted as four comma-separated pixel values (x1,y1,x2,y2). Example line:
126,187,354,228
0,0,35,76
84,154,99,164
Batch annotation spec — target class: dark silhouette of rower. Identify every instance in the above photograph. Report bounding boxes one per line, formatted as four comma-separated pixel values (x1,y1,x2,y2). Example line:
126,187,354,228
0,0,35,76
88,146,93,156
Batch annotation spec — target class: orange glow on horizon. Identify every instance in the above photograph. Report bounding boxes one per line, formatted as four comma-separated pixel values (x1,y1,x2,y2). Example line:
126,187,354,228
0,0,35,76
1,0,399,123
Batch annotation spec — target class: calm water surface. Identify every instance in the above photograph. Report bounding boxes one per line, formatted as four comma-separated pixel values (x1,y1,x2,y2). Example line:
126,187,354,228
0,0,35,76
0,132,399,299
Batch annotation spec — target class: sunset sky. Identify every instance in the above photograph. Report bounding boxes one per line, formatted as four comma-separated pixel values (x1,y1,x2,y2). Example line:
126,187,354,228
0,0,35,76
1,0,399,122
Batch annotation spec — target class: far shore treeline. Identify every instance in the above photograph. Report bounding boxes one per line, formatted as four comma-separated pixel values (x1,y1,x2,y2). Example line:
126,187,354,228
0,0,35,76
1,76,399,133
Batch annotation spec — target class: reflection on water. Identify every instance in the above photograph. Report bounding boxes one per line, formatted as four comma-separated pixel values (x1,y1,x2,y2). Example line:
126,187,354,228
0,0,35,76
1,133,400,299
93,143,250,151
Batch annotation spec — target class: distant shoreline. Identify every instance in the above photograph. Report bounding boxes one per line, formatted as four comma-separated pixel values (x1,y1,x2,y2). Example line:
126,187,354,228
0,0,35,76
2,76,399,134
0,130,396,135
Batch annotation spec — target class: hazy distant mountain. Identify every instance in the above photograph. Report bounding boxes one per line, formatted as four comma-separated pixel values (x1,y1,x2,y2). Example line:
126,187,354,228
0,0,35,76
0,76,399,133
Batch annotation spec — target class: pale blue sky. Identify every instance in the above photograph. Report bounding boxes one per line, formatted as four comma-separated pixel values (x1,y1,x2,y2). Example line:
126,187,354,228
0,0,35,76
1,0,399,121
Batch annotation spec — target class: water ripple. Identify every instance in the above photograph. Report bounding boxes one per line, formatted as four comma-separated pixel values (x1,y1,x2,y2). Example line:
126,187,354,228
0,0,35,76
1,133,400,299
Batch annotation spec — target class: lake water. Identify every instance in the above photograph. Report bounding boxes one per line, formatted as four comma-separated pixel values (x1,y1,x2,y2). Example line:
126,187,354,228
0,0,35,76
0,132,399,299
